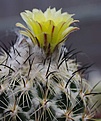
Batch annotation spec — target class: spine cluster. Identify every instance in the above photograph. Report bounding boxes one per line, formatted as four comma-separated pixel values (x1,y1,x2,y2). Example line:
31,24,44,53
0,35,99,121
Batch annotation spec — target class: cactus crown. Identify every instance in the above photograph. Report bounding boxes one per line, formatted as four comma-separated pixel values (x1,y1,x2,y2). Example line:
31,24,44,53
0,7,100,121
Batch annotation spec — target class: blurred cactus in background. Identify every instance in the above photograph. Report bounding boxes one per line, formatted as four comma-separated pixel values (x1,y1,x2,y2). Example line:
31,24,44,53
0,7,100,121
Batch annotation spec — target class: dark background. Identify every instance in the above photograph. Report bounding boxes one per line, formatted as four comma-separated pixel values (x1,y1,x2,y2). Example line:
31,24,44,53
0,0,101,69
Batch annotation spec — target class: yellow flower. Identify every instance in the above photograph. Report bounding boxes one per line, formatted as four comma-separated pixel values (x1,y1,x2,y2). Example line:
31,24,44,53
16,7,79,55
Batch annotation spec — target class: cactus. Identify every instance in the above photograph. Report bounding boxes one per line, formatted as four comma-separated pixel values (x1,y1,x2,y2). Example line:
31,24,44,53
0,7,100,121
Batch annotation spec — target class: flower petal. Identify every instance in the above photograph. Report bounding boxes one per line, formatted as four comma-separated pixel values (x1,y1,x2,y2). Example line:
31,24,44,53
16,7,79,55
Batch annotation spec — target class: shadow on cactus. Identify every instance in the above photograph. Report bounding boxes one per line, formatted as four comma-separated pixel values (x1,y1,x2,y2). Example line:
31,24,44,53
0,7,100,121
